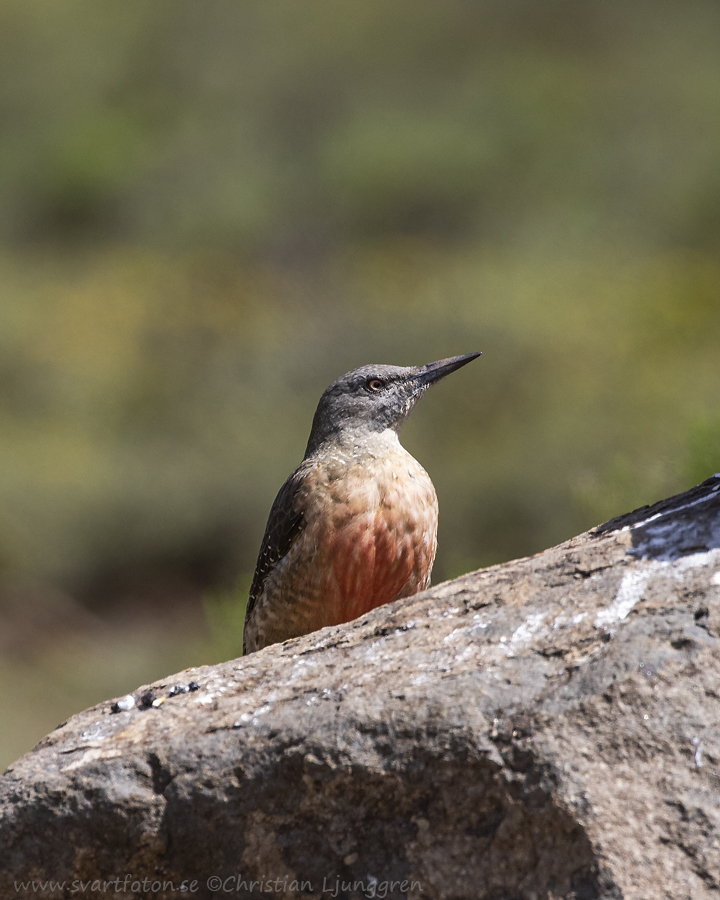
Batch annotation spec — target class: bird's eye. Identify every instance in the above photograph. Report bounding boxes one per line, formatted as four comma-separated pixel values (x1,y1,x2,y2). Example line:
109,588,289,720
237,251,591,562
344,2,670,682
366,378,384,392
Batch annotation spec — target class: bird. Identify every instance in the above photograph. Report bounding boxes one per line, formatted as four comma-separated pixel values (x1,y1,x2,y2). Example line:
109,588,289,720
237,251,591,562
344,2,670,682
243,352,481,654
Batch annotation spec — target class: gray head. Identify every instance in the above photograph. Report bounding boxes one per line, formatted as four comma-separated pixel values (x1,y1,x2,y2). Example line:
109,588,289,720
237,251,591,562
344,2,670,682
304,353,481,457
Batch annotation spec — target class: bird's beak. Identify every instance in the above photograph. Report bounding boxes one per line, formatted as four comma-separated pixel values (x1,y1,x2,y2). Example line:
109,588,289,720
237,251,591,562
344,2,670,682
410,352,481,388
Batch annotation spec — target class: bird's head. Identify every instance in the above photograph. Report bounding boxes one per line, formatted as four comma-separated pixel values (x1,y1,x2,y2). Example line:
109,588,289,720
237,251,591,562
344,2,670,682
304,352,481,457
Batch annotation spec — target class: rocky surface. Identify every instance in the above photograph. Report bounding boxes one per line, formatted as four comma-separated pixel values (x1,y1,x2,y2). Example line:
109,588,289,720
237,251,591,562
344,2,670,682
2,476,720,900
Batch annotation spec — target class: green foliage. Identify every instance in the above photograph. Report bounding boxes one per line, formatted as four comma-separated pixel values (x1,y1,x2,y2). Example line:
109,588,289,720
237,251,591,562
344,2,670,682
687,416,720,486
202,580,250,665
0,2,719,250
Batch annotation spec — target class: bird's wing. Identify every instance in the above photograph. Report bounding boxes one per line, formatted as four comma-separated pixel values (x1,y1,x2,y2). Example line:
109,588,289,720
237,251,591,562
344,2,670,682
245,464,309,627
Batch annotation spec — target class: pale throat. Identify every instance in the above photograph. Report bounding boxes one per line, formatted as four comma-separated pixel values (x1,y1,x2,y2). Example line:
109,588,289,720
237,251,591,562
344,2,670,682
334,426,411,463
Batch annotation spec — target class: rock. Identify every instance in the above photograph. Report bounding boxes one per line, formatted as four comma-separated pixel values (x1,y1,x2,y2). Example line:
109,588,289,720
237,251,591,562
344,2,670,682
2,477,719,900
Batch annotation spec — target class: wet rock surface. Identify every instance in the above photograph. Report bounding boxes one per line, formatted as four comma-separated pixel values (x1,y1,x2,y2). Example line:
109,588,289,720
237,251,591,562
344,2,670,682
2,476,719,900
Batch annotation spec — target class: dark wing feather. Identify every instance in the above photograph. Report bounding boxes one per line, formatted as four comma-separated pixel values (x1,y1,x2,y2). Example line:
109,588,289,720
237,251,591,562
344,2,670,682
245,465,308,627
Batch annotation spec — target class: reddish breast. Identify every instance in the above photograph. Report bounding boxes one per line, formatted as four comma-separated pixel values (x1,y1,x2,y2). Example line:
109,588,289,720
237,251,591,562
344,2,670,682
315,452,438,625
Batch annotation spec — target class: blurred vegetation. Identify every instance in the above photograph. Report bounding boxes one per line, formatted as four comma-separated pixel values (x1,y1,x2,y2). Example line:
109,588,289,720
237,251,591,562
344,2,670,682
203,580,250,665
2,0,720,769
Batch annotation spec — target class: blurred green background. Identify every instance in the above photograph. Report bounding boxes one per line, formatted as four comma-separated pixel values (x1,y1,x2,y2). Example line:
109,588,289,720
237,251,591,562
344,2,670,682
2,0,720,771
